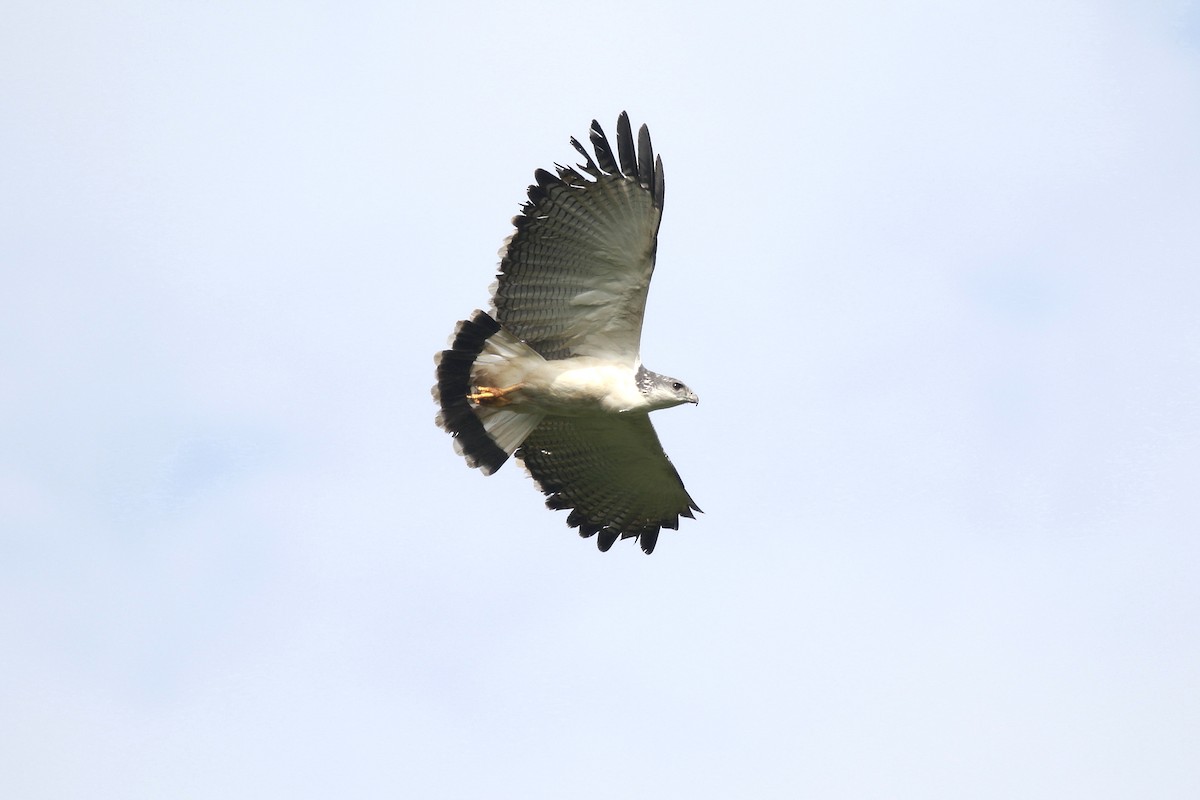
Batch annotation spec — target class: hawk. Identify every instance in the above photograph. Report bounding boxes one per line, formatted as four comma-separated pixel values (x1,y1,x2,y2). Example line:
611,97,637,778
433,112,700,554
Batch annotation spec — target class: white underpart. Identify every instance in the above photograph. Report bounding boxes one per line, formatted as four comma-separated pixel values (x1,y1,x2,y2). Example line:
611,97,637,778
472,325,648,417
530,360,645,414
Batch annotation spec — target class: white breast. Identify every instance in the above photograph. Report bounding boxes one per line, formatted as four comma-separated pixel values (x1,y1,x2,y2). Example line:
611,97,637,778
525,359,645,415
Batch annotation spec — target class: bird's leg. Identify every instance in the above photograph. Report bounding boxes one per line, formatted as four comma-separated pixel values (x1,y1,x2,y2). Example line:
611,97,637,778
467,383,524,407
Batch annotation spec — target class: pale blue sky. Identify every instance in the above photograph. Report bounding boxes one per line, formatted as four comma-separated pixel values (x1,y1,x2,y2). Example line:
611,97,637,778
3,1,1199,797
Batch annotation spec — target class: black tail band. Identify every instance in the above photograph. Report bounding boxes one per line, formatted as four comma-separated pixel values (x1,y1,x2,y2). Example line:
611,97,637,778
435,310,508,474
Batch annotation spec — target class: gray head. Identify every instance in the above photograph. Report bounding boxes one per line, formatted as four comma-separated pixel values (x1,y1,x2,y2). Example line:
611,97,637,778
636,365,699,410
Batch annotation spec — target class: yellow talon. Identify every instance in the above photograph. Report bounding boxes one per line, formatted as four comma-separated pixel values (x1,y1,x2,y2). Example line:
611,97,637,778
467,383,523,407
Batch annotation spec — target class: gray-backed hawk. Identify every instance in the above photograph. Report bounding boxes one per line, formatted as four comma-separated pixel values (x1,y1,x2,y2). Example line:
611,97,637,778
433,112,700,554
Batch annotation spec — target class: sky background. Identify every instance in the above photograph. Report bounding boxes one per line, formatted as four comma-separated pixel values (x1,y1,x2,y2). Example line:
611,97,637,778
3,1,1199,797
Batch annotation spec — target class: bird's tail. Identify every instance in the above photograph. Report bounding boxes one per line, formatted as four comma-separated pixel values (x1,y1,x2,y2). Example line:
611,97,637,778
434,310,545,475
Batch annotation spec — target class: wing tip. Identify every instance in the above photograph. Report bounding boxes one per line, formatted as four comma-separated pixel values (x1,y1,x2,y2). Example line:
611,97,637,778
538,492,693,556
514,112,664,218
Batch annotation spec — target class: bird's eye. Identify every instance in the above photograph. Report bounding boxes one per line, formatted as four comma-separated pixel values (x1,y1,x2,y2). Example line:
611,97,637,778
672,382,683,391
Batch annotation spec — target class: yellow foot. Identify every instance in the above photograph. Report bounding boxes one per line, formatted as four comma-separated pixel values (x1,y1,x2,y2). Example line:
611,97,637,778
466,383,523,407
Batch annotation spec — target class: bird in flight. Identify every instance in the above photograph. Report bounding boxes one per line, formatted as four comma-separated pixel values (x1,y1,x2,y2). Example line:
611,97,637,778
434,112,700,554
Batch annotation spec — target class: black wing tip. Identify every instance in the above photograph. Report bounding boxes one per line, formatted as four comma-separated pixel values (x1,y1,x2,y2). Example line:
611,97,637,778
558,112,662,209
433,310,508,474
514,113,665,217
541,497,689,556
589,117,619,174
615,112,637,177
653,154,665,209
579,523,659,555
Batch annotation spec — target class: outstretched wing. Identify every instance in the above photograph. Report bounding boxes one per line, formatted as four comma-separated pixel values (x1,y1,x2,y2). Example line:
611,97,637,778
517,415,700,555
491,112,664,362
